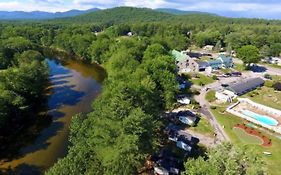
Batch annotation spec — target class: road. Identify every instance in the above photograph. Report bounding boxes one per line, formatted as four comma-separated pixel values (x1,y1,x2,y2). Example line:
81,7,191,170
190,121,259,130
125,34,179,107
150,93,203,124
257,64,281,76
193,81,230,143
233,58,281,76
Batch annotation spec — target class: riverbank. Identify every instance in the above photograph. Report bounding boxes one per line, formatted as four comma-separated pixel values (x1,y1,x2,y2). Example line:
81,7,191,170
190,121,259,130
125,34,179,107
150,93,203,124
0,58,105,174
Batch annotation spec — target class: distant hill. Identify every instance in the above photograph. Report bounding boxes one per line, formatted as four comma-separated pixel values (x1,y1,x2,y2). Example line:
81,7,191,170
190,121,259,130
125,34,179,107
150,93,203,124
155,8,217,16
52,7,226,25
54,7,177,24
0,8,100,20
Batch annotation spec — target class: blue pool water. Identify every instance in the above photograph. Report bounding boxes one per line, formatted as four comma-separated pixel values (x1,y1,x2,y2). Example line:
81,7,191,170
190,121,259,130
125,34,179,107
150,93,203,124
242,110,278,126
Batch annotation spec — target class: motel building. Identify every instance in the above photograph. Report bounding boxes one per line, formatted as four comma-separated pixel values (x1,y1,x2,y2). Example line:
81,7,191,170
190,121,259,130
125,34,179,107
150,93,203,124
216,77,265,102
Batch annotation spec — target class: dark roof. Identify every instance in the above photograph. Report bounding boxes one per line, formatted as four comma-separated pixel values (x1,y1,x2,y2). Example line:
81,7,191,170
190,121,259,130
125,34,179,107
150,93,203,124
177,135,199,146
226,78,264,95
196,61,209,68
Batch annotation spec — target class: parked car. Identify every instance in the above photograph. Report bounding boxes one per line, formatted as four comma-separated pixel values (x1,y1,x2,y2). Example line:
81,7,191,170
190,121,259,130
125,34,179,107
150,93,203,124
154,149,183,175
231,71,242,77
224,73,232,77
264,74,272,80
167,130,179,142
221,83,229,87
178,116,197,126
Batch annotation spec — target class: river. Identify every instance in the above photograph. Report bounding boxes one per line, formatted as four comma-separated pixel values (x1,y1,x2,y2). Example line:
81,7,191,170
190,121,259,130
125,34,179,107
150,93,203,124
0,58,105,174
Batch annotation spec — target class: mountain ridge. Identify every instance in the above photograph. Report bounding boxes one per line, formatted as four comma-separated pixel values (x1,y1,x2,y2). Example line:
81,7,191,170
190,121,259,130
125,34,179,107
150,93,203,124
155,8,217,16
0,7,217,20
0,8,100,20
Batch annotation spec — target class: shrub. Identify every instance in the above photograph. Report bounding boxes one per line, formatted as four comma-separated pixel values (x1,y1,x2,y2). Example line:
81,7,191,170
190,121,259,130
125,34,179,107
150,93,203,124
212,75,218,80
273,82,281,91
210,106,217,109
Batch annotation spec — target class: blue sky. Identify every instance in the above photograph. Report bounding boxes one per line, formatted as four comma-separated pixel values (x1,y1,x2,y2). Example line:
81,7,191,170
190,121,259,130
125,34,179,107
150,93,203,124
0,0,281,19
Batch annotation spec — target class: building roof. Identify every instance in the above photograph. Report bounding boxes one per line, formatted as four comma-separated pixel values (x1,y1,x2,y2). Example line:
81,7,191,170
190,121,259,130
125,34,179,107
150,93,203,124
208,59,222,69
208,59,222,65
196,61,209,68
218,54,233,66
226,78,265,95
172,50,189,62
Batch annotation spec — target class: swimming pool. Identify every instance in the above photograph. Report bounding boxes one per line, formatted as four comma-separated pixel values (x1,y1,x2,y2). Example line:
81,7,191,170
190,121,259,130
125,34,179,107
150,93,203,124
242,110,278,126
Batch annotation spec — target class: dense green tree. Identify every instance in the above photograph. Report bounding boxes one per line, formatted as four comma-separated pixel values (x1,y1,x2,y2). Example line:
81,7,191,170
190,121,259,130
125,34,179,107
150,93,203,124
237,45,260,66
260,45,271,58
15,50,44,65
269,43,281,57
3,36,34,53
195,31,221,47
143,43,167,61
225,32,249,50
183,143,265,175
88,35,112,63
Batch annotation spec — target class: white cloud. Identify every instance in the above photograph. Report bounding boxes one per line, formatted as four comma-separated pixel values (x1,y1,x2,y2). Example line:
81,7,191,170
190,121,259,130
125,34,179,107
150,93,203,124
0,0,69,12
122,0,171,9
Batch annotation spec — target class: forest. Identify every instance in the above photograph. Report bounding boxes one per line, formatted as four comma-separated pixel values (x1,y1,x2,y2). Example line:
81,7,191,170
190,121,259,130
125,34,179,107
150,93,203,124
0,7,280,174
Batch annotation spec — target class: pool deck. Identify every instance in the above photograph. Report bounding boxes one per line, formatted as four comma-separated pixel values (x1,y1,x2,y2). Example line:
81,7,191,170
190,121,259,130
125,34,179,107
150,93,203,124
227,98,281,134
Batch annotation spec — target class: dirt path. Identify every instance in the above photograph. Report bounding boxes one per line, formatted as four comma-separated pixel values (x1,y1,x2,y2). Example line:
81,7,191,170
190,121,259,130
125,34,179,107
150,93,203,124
184,129,218,147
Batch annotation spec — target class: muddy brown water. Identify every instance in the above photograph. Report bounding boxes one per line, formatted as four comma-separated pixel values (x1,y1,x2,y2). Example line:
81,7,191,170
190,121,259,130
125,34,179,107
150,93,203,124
0,58,105,174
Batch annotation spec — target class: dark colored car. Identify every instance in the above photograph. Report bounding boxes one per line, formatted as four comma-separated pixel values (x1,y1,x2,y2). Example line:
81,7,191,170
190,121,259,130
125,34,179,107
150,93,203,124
231,71,242,76
221,83,229,87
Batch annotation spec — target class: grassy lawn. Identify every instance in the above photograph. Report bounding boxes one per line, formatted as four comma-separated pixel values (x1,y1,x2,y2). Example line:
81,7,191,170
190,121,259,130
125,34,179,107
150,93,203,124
189,117,214,137
243,86,281,110
189,73,214,86
220,68,232,74
233,127,263,145
234,63,246,72
271,75,281,82
205,90,216,102
211,107,281,175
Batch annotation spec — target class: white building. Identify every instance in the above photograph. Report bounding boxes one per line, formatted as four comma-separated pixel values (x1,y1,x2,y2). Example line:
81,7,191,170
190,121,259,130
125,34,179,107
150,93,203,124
203,45,214,51
270,57,281,65
177,97,191,105
263,57,281,66
215,90,237,103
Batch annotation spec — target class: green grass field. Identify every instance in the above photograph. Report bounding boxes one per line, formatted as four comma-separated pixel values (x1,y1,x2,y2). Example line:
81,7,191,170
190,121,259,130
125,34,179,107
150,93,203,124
189,73,214,86
234,63,246,72
189,117,214,137
244,86,281,110
205,90,216,102
233,127,263,145
211,107,281,175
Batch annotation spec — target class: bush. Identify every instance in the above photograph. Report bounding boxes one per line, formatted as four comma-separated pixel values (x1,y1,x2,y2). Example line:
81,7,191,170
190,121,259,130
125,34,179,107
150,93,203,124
264,74,272,80
212,75,218,80
273,82,281,91
210,106,217,110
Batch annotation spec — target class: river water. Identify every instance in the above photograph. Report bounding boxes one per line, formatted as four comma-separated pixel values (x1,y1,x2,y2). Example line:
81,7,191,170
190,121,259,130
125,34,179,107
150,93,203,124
0,58,105,174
